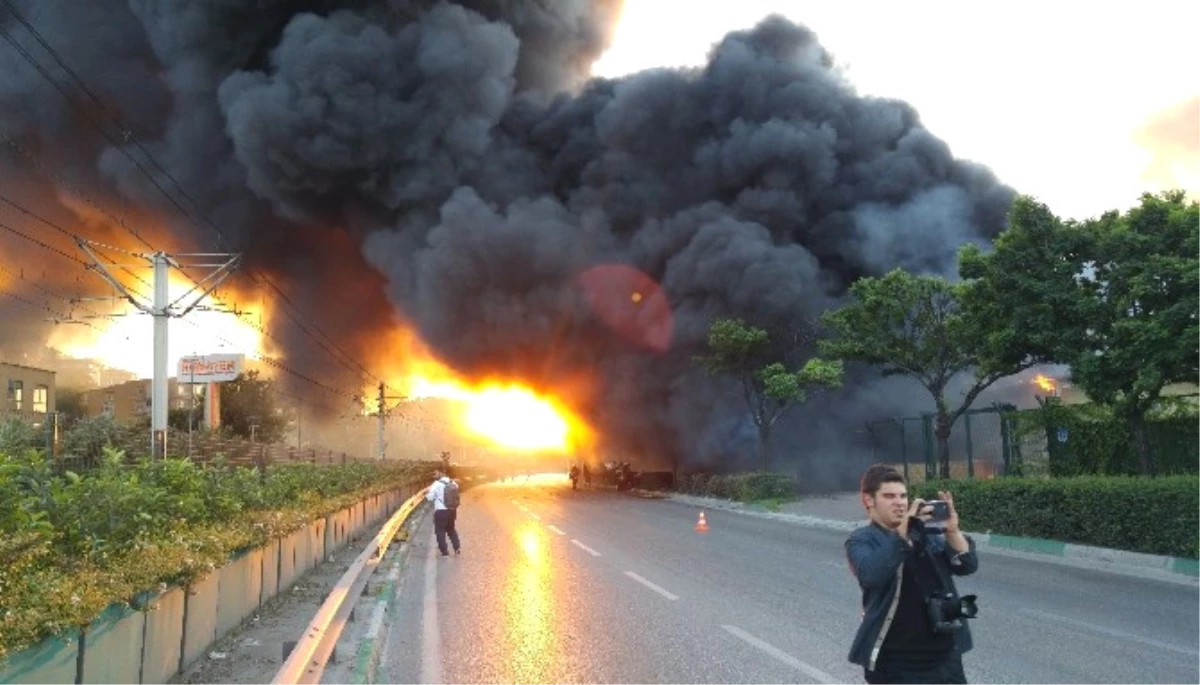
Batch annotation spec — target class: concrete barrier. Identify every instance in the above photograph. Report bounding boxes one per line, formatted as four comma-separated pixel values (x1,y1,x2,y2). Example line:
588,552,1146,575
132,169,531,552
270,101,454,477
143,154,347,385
81,604,143,684
139,587,185,685
0,630,79,684
0,484,415,685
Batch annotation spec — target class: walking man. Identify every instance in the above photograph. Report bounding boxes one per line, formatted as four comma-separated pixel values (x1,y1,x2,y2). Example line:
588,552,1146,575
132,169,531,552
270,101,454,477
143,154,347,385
426,469,461,557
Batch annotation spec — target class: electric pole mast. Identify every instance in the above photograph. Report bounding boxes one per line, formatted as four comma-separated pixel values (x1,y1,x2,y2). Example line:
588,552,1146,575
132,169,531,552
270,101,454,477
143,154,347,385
77,240,241,458
375,382,408,460
377,382,385,461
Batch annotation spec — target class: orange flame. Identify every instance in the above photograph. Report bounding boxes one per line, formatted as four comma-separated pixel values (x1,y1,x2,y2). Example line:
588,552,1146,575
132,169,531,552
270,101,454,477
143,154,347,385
1031,373,1057,393
368,327,591,454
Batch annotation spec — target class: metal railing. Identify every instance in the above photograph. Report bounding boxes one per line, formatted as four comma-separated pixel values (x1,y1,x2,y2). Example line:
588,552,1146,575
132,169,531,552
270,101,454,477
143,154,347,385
272,486,429,685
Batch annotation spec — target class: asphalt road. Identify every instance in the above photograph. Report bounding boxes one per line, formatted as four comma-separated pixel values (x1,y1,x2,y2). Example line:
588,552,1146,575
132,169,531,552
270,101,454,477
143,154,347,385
382,476,1199,684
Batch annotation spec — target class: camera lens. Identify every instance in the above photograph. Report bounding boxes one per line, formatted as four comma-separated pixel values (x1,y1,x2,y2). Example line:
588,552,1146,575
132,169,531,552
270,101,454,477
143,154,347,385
958,595,979,618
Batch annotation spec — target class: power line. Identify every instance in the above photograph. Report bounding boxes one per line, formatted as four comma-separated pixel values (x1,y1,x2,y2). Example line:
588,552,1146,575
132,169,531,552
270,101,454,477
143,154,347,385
0,5,393,395
0,170,352,383
0,211,360,405
1,249,357,411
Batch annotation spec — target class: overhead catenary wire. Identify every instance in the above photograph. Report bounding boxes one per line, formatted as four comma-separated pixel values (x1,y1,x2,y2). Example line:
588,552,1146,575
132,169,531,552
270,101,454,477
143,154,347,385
0,4,429,447
0,4,397,396
0,230,355,409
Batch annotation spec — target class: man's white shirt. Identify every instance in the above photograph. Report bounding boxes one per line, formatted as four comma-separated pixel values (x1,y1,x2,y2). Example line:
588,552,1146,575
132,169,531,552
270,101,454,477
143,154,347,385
426,476,452,510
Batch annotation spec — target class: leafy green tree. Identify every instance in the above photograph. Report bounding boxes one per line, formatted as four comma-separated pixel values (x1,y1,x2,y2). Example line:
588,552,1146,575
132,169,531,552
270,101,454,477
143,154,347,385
696,318,842,471
0,417,40,455
820,269,1036,478
965,192,1199,474
219,371,289,443
958,195,1095,369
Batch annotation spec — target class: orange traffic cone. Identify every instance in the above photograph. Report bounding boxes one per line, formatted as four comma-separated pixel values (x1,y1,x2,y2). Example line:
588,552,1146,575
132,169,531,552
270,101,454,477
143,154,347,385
695,511,709,532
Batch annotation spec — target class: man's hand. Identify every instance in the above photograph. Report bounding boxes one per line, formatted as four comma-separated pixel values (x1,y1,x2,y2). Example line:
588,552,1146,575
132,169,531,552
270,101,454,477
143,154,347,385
897,497,932,544
938,490,961,532
939,490,970,556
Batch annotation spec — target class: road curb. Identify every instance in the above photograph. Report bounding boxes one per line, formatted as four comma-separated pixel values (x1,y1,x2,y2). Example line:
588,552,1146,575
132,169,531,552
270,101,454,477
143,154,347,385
350,507,427,684
660,492,1199,584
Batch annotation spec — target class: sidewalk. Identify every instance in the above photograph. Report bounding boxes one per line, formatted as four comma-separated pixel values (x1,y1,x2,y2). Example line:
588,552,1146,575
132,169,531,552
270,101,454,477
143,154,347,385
658,490,1199,586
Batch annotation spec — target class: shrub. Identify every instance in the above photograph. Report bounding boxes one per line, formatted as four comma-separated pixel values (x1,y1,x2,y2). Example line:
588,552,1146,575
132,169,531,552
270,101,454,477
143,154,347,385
730,472,798,501
1011,402,1198,476
914,475,1198,558
0,447,429,661
675,471,797,502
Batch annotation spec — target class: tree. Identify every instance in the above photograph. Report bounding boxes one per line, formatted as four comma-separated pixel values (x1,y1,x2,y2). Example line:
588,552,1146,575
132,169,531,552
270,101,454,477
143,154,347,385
819,268,1036,478
958,195,1095,371
966,192,1199,474
695,318,842,471
54,389,87,428
219,371,289,443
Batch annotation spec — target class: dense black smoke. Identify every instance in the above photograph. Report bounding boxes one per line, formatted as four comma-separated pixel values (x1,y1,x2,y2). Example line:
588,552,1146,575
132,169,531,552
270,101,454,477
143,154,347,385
0,1,1016,484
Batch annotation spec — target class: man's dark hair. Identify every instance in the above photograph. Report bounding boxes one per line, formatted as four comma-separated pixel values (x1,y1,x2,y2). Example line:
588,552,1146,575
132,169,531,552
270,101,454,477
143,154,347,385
860,464,906,496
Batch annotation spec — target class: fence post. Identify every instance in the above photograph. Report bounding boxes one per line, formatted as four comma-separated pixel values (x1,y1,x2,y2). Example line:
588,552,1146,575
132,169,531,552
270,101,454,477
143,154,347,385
898,418,909,482
998,410,1008,475
921,414,935,480
964,411,975,478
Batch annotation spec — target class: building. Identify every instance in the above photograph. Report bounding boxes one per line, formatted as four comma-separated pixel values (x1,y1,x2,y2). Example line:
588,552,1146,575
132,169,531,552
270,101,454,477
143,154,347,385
32,348,139,390
80,378,202,423
1,361,56,427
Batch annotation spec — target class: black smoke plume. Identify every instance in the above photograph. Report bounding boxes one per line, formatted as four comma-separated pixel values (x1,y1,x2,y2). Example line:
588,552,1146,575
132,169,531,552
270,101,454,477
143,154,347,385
0,1,1015,484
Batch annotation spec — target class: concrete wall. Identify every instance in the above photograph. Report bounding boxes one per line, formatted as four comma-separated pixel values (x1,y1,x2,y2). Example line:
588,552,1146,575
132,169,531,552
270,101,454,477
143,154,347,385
0,484,417,685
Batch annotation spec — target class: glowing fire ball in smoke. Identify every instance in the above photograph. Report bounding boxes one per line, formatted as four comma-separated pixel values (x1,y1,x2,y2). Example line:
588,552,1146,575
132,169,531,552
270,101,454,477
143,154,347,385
1032,374,1057,394
408,377,585,452
577,264,673,352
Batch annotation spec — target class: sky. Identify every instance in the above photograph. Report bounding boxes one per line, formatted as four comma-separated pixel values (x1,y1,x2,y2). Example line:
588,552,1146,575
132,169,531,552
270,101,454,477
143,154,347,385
591,0,1200,221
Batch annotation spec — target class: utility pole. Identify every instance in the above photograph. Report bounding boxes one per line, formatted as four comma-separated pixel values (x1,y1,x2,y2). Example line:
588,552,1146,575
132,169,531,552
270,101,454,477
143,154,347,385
376,382,385,460
77,240,240,458
187,348,196,458
374,382,408,460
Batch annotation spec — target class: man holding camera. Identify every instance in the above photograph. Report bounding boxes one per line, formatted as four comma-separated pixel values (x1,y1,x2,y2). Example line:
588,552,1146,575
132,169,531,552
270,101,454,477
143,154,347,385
845,465,979,684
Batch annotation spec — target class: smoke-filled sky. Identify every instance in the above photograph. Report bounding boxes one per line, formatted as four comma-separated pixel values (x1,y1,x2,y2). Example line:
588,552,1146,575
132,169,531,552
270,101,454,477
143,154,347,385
593,0,1200,220
0,1,1190,473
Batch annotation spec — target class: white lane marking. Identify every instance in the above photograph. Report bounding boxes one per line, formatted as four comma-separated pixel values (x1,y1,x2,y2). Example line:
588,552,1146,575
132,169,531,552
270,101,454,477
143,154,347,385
623,571,679,600
1020,608,1199,656
570,539,602,557
721,625,836,684
546,525,566,536
516,504,528,512
420,542,443,684
527,512,541,521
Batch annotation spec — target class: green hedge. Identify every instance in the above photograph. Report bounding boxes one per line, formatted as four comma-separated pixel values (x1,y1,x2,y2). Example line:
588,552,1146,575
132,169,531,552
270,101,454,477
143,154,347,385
915,476,1199,558
0,447,431,661
676,472,798,502
1012,403,1198,476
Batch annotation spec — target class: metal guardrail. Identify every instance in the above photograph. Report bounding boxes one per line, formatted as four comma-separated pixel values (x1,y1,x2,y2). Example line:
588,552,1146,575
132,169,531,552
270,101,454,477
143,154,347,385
272,486,429,685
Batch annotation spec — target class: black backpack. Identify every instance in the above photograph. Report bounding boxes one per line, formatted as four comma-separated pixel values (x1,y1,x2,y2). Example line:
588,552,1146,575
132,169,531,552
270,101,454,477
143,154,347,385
442,480,460,509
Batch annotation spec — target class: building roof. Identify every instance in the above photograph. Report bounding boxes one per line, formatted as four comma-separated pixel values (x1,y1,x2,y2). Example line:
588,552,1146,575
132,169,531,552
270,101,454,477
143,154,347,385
0,360,57,375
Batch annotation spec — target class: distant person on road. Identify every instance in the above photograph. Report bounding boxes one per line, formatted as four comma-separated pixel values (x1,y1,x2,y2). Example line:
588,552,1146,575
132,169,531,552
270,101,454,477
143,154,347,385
582,463,591,487
845,465,979,684
426,469,461,557
569,464,580,490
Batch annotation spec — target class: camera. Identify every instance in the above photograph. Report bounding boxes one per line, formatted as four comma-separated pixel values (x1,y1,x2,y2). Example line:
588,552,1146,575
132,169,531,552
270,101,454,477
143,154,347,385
925,591,979,634
925,500,950,521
